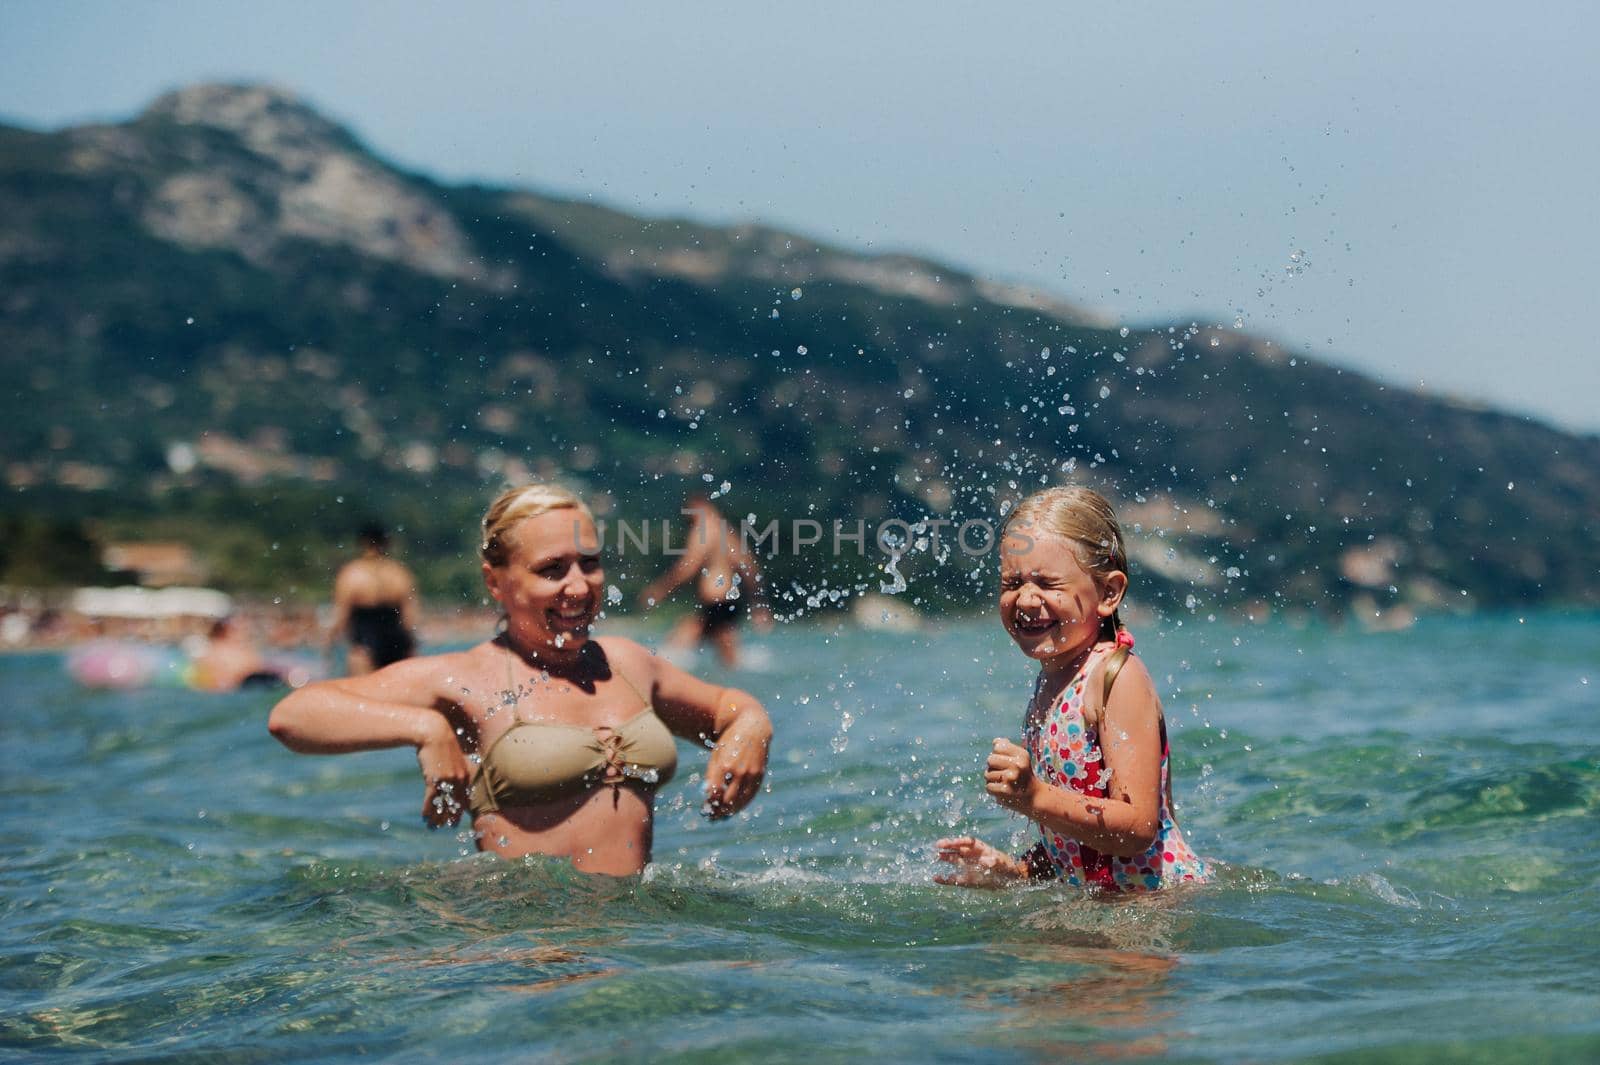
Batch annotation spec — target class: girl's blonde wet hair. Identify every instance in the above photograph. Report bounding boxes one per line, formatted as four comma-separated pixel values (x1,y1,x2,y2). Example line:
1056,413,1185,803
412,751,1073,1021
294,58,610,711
480,482,593,567
1000,485,1129,641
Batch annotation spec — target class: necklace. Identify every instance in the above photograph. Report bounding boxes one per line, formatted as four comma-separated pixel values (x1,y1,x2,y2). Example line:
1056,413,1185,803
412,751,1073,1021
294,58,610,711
496,634,551,723
495,632,598,723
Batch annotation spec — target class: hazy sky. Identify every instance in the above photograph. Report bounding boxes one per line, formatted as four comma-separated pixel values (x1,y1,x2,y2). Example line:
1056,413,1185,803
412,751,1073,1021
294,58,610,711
4,1,1597,431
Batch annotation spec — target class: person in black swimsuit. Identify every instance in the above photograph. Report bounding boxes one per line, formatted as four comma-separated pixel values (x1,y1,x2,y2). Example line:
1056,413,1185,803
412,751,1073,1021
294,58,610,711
347,603,415,668
638,496,771,668
327,523,419,675
697,597,744,637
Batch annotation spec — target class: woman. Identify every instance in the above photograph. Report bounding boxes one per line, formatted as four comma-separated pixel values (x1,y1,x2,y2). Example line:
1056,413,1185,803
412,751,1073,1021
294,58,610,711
325,522,418,675
268,483,773,875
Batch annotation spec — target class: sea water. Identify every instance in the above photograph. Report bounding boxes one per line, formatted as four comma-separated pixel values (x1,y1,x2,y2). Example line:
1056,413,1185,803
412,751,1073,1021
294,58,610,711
1,612,1596,1062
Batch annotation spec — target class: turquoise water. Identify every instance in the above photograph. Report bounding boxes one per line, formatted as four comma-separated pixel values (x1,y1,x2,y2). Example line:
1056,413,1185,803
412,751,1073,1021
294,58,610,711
2,613,1597,1062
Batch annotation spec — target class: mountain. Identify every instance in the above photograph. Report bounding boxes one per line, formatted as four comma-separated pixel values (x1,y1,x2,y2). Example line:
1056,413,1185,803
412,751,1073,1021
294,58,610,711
3,83,1597,616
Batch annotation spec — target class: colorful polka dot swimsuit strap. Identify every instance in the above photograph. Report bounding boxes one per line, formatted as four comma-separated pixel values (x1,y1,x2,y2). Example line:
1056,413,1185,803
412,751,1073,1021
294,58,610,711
1024,637,1209,891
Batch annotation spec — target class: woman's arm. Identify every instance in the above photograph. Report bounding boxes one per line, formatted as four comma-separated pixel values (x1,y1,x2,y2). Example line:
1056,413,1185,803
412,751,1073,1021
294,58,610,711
986,657,1163,857
632,642,772,818
267,655,472,827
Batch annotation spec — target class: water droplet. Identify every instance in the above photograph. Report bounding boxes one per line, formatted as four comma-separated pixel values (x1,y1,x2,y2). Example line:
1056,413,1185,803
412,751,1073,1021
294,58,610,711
791,287,803,300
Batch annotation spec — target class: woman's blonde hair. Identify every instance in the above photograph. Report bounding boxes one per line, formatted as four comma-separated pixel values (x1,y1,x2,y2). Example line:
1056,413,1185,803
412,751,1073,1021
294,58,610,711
480,482,593,567
1001,485,1129,640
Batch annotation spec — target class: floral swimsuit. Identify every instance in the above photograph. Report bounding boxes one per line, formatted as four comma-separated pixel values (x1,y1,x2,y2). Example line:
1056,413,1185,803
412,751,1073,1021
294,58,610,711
1023,642,1209,891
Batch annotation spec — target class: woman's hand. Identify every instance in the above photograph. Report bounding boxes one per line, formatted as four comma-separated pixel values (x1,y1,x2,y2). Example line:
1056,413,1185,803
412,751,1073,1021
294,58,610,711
701,718,769,819
641,640,773,821
985,738,1037,815
933,836,1027,888
416,716,472,828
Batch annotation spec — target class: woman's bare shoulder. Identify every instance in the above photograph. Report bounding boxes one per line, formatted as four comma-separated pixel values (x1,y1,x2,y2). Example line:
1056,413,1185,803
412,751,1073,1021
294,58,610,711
371,643,494,686
596,635,657,676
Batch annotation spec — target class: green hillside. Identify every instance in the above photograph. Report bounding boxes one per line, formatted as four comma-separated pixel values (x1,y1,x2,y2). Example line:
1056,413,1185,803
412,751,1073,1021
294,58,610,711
4,84,1596,618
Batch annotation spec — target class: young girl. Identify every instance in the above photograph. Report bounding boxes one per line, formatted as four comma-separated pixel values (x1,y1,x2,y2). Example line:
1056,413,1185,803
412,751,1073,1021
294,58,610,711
935,485,1208,891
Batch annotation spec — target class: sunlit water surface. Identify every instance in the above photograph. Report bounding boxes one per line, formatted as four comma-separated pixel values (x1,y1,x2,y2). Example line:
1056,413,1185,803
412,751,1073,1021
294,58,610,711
2,612,1597,1063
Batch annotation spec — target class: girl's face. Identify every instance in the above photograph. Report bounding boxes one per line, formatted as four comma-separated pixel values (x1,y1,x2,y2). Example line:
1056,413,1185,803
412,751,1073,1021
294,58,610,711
482,509,605,653
998,527,1126,664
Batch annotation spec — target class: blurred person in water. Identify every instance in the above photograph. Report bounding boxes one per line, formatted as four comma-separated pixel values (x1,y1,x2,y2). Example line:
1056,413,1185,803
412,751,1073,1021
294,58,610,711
270,483,772,875
326,522,419,675
638,494,773,668
935,485,1209,892
190,616,288,691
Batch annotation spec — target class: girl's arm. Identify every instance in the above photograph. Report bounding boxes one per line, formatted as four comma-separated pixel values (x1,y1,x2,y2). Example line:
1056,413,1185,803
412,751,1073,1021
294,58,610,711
267,655,473,827
933,836,1029,886
629,640,771,819
987,656,1164,858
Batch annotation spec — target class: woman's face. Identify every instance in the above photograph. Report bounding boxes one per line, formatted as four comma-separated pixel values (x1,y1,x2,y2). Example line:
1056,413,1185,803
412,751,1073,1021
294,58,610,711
483,509,605,652
998,527,1123,664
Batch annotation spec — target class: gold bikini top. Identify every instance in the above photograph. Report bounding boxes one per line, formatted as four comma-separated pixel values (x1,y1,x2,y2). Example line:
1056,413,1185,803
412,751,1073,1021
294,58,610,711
467,670,678,816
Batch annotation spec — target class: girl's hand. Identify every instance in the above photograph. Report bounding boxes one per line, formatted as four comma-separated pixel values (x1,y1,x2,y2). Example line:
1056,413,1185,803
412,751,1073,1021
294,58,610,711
985,738,1037,814
416,719,472,828
934,836,1027,888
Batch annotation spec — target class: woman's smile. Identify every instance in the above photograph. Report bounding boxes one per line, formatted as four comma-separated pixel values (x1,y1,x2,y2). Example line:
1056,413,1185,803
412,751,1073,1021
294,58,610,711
549,600,595,631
